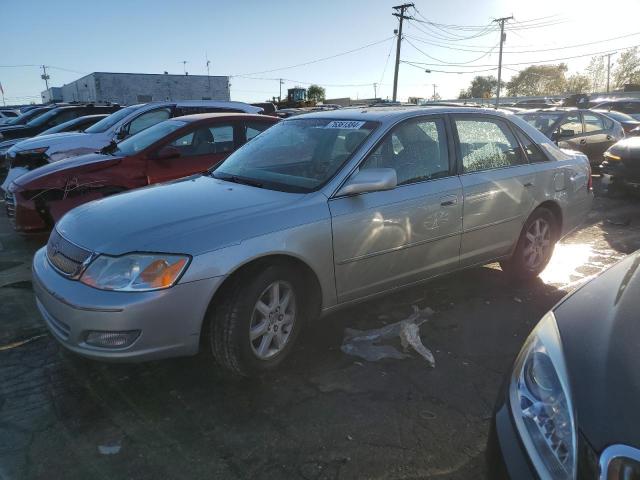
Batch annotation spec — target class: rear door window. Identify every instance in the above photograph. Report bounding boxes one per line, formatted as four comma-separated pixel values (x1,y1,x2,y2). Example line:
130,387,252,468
170,124,235,155
583,113,605,133
557,114,583,137
514,130,548,163
245,121,272,141
453,117,526,173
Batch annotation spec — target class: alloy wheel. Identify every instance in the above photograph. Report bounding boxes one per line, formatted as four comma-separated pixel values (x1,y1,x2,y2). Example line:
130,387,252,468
249,280,297,360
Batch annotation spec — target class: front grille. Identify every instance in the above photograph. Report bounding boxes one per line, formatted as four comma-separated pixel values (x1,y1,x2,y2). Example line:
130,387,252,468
4,191,15,220
46,229,92,278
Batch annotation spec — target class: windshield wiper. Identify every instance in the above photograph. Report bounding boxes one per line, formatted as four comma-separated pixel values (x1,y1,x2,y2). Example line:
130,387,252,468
212,172,264,188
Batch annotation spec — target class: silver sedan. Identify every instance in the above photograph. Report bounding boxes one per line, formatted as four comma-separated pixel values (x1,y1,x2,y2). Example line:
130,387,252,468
33,107,593,376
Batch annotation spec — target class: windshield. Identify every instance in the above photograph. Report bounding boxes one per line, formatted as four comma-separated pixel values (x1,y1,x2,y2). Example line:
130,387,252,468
25,108,69,127
6,108,47,126
596,110,635,122
213,118,377,193
516,112,563,133
113,119,186,156
85,105,140,133
39,117,85,135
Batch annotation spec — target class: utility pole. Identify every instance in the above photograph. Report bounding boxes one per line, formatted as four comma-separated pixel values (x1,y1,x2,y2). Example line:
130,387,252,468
40,65,50,92
392,3,414,102
494,16,512,108
373,83,378,98
432,83,437,99
279,78,284,102
604,52,616,93
205,54,211,96
182,60,188,75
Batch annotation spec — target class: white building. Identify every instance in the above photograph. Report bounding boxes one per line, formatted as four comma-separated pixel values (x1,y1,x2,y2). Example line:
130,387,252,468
42,72,230,104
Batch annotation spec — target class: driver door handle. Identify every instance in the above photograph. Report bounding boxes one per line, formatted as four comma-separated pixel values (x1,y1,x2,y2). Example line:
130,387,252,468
579,139,587,144
440,195,458,207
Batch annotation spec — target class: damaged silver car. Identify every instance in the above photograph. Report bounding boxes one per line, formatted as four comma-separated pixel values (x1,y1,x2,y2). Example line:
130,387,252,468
33,107,593,376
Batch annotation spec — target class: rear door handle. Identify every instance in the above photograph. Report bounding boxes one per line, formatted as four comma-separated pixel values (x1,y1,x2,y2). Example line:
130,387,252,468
606,135,613,140
523,182,534,188
440,195,458,207
579,139,587,144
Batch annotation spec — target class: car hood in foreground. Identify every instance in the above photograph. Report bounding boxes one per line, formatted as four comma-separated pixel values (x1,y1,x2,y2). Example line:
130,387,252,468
554,251,640,453
55,174,324,256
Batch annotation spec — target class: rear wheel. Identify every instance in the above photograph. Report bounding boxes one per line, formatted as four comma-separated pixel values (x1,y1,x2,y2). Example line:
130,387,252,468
206,264,307,377
501,208,557,281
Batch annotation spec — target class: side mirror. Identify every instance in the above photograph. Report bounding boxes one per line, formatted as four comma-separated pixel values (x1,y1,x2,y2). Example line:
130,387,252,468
115,127,127,140
154,145,181,160
336,168,397,197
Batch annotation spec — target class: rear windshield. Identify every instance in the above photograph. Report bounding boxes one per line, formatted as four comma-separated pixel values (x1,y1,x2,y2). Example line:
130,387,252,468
85,105,141,133
214,118,378,193
516,112,563,133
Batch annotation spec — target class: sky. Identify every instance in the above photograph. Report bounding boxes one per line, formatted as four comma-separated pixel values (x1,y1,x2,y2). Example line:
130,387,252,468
2,0,640,105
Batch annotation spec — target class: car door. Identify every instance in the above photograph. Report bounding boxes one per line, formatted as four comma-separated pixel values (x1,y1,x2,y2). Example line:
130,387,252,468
452,114,536,268
329,116,463,303
146,121,238,183
555,112,587,155
582,111,616,159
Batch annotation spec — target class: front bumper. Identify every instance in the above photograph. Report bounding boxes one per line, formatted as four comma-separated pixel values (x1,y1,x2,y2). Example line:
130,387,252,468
600,161,640,190
32,247,224,362
486,382,538,479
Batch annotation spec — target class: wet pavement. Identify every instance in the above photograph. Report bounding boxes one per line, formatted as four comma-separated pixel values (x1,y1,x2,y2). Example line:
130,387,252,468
1,188,640,480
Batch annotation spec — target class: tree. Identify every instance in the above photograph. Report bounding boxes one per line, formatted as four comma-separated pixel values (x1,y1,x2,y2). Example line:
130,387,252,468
566,73,590,94
307,84,326,102
585,56,606,92
506,64,568,96
458,75,503,99
613,47,640,89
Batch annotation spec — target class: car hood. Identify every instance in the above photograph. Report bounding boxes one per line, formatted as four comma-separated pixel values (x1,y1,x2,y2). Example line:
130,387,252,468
0,138,24,150
554,251,640,453
10,132,94,153
55,174,321,256
0,124,28,134
13,152,123,187
608,136,640,157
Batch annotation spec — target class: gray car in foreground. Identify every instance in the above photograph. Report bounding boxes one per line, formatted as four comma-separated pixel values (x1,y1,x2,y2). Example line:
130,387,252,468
33,107,593,376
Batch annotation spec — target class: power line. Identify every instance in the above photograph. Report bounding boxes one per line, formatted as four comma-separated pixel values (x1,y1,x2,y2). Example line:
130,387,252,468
403,43,640,68
404,37,498,65
231,36,395,76
402,60,497,74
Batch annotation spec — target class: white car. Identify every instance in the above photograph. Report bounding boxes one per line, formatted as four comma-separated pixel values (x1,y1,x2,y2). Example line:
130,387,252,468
5,101,263,165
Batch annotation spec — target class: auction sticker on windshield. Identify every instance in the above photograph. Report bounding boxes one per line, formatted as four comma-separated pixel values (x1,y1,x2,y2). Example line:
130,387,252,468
325,120,366,129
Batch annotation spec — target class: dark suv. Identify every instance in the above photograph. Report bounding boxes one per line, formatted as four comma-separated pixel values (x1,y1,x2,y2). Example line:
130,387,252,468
517,108,625,165
0,104,120,141
593,99,640,120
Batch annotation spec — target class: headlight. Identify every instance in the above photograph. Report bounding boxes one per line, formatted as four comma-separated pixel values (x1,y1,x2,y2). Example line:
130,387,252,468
604,151,622,161
80,253,190,291
19,146,48,156
509,311,577,480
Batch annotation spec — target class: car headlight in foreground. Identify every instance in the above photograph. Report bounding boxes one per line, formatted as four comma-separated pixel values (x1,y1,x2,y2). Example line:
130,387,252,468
509,311,577,480
80,253,190,292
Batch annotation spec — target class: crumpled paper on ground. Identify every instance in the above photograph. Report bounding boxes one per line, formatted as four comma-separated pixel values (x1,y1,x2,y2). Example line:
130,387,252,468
341,306,435,367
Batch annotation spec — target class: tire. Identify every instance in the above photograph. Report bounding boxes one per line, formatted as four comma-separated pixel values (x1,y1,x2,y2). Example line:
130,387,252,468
205,264,308,377
500,207,557,281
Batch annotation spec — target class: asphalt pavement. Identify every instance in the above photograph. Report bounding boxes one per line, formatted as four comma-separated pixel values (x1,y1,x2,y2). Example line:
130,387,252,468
1,188,639,480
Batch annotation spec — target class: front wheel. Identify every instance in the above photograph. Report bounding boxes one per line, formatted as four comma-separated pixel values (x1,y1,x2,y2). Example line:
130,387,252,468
501,208,557,281
206,264,306,377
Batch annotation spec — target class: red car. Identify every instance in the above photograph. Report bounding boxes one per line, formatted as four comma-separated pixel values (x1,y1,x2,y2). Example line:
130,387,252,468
5,113,278,232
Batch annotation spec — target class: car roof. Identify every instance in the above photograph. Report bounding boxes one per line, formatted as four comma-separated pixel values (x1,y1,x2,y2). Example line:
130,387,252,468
172,112,277,123
282,105,511,124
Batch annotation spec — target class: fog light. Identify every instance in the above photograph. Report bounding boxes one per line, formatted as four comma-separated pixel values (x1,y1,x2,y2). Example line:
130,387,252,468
85,330,140,348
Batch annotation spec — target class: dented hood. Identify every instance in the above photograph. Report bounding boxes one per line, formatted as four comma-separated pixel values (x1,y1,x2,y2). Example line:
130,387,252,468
55,174,318,256
13,153,123,187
